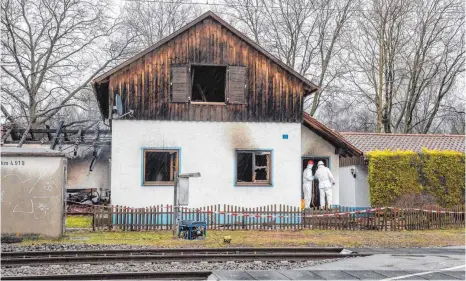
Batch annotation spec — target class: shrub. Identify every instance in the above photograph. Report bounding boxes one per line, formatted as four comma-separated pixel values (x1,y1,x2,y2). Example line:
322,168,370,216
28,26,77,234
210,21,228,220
393,193,437,208
367,149,465,207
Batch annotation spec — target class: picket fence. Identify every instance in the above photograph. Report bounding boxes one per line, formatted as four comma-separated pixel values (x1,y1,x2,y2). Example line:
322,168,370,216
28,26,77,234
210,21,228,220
92,204,465,231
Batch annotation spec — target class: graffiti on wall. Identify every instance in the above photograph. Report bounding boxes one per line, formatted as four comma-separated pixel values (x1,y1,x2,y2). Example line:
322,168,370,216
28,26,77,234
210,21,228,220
1,173,62,220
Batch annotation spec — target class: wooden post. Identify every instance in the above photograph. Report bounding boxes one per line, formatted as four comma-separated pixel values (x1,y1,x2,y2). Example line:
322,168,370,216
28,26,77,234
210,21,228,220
50,121,64,149
172,169,179,237
17,124,31,148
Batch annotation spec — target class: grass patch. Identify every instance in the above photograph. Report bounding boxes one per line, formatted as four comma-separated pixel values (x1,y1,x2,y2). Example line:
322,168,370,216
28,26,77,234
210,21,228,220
21,228,465,248
66,216,93,228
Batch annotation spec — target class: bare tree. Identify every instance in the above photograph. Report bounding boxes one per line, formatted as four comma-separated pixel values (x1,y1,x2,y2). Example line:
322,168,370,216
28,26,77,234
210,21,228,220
121,0,201,49
344,0,464,134
1,0,135,128
299,0,355,116
394,0,465,133
219,0,355,117
216,0,265,44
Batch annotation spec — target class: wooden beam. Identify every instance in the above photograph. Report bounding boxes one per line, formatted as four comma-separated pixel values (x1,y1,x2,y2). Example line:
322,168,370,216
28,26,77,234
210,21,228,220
50,121,64,150
17,124,31,148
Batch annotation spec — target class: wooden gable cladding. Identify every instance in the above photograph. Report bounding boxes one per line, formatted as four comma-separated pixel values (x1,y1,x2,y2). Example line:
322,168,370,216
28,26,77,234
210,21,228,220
107,17,306,123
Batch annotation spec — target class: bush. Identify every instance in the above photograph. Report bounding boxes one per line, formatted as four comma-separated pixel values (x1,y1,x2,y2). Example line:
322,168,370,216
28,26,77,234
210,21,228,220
367,149,465,207
393,193,437,208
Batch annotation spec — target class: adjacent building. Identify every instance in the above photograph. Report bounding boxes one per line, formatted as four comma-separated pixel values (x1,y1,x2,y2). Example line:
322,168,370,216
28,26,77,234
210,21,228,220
339,132,465,208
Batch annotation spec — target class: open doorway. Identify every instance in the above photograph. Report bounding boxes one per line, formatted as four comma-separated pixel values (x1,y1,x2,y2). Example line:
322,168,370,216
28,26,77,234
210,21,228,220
301,157,330,208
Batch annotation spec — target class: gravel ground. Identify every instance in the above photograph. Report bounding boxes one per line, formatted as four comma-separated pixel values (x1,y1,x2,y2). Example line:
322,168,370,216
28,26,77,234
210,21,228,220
1,259,340,277
1,243,157,252
1,243,345,277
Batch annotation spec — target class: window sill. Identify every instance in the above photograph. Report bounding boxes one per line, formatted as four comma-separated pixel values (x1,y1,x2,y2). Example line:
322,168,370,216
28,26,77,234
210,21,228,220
190,102,226,106
143,182,175,186
235,182,272,187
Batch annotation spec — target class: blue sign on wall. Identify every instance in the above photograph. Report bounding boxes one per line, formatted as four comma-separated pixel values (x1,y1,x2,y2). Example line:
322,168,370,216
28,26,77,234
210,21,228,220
282,134,288,139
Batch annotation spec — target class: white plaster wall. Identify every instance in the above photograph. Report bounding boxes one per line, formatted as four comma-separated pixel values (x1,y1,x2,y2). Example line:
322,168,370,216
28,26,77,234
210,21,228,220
339,166,356,206
1,156,66,237
111,120,301,208
355,165,371,207
301,125,340,205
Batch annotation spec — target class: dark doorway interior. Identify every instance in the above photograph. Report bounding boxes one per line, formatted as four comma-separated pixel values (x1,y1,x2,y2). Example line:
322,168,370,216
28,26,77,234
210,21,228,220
191,65,226,102
302,157,329,208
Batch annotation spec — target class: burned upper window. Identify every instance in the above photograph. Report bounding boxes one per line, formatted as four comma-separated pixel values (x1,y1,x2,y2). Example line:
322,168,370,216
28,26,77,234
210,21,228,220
191,65,226,103
236,150,272,185
143,149,178,185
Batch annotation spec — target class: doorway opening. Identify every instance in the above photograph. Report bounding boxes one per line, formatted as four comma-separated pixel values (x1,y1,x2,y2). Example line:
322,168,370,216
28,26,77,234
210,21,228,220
301,157,330,209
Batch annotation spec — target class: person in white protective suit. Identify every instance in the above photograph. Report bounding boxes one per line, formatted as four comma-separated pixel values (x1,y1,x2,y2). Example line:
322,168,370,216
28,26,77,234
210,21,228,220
302,160,314,209
314,161,335,208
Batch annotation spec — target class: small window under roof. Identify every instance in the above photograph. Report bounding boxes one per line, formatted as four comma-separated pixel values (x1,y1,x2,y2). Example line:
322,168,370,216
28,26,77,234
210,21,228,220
191,65,226,103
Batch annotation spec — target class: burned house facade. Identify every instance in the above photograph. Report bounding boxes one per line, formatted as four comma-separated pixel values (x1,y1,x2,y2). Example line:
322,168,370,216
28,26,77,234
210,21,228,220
92,12,361,208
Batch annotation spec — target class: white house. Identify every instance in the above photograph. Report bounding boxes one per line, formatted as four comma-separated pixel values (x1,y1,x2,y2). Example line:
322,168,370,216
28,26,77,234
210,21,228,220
92,12,362,208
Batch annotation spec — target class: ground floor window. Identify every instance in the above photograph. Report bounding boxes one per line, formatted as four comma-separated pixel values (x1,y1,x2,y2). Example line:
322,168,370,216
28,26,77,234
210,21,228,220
236,150,272,186
143,149,179,185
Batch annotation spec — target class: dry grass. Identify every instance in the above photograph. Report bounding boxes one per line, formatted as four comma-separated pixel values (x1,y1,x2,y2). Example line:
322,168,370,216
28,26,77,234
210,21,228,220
65,216,93,228
22,228,465,248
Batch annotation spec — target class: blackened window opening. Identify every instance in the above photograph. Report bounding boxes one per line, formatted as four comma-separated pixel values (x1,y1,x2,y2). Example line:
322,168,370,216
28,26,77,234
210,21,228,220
254,154,268,180
237,152,253,182
236,151,271,184
144,150,177,184
191,65,226,102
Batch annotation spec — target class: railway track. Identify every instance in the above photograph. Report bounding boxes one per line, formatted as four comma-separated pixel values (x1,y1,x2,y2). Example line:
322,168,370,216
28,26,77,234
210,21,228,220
1,271,212,280
1,247,369,266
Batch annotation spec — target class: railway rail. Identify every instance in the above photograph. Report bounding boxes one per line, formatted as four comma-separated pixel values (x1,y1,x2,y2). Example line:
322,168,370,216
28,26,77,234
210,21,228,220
1,271,212,280
1,247,369,266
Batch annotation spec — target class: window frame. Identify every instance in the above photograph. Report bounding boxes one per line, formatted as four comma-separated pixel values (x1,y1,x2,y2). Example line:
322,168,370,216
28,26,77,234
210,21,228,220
235,149,273,187
189,63,228,104
141,148,180,186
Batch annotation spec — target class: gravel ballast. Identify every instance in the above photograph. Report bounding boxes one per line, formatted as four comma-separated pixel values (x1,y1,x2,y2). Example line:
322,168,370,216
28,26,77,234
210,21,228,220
1,259,340,277
1,243,344,277
1,243,158,252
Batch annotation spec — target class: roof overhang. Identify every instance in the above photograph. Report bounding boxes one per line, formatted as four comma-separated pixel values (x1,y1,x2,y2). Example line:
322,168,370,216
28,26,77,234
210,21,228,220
302,113,362,157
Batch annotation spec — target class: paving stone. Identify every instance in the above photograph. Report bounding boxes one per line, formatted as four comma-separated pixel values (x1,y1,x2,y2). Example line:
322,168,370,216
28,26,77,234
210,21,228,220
343,270,388,280
213,270,254,280
440,271,466,280
246,270,290,280
372,270,426,280
415,272,462,280
279,270,325,280
311,270,359,280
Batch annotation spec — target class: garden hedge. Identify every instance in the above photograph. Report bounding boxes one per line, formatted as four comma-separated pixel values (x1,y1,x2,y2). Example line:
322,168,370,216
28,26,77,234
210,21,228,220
367,149,465,207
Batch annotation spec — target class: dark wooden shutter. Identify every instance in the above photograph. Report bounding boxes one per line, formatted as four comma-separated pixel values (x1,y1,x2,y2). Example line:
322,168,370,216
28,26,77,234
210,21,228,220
228,66,247,104
171,66,189,103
